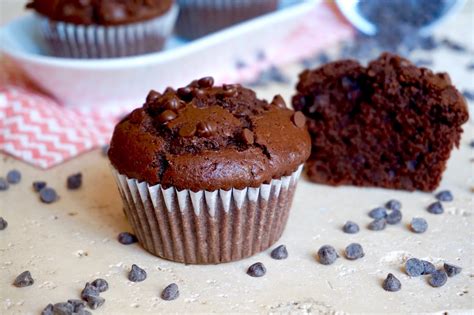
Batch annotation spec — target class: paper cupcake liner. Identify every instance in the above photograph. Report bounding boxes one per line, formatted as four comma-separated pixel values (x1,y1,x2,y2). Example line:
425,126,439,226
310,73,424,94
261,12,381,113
112,165,302,264
176,0,279,39
35,5,178,59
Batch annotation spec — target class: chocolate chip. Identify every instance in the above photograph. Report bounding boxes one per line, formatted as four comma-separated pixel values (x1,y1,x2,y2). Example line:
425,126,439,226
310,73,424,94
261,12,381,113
81,282,100,300
410,217,428,233
67,173,82,190
40,187,58,204
161,283,179,301
86,295,105,310
6,169,21,184
157,110,177,124
342,221,359,234
421,260,436,275
222,88,238,97
67,299,86,312
385,199,401,211
128,264,147,282
177,87,193,100
271,95,286,108
13,270,34,287
179,124,196,138
427,201,444,214
0,217,8,230
435,190,453,202
428,270,448,287
368,207,387,219
197,76,214,88
241,128,254,145
118,232,138,245
146,90,161,103
382,273,401,292
368,218,386,231
270,245,288,260
291,111,306,128
91,278,109,292
52,302,74,315
196,121,216,137
33,181,47,192
0,178,8,191
405,258,424,277
344,243,364,260
192,88,205,98
444,263,462,277
317,245,339,265
41,304,53,315
247,262,266,277
163,98,183,111
386,209,402,224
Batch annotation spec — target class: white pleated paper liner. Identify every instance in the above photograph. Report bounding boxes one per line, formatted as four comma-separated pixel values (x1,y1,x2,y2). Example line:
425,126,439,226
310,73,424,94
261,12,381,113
175,0,279,39
35,5,178,59
112,164,302,264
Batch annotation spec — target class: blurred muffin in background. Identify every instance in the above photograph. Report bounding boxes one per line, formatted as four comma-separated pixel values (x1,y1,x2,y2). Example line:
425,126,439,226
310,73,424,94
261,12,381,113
26,0,178,58
176,0,279,40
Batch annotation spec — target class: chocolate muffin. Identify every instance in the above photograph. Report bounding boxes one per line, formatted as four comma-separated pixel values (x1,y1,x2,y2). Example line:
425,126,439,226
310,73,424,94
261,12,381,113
175,0,279,40
26,0,178,58
292,53,468,191
109,77,310,264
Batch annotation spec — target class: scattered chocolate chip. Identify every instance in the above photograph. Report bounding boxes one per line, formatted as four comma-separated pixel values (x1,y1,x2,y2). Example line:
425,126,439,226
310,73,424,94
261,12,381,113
101,144,109,157
428,270,448,287
33,181,47,192
177,87,193,100
40,187,58,204
85,295,105,310
0,217,7,230
410,217,428,233
128,264,147,282
41,304,53,315
0,178,9,191
163,98,183,111
270,245,288,260
118,232,138,245
369,207,387,219
91,278,109,292
222,88,238,97
271,95,286,108
344,243,365,260
382,273,401,292
179,124,196,138
146,90,161,103
292,111,306,128
196,121,216,137
342,221,359,234
6,169,21,184
444,263,462,277
427,201,444,214
52,302,74,315
368,218,386,231
81,282,100,300
317,245,339,265
241,128,255,145
197,76,214,88
247,262,266,277
67,299,86,312
157,110,177,124
462,90,474,101
435,190,453,202
13,270,34,287
161,283,179,301
67,173,82,190
405,258,424,277
386,209,402,224
421,260,436,275
385,199,401,211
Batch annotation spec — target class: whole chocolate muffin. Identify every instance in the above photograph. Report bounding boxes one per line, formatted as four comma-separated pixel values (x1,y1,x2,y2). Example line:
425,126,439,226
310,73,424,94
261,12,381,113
292,53,468,191
109,77,310,264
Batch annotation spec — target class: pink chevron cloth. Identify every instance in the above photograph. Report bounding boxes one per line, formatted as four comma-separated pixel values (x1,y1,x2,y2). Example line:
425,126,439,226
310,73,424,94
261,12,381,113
0,3,352,169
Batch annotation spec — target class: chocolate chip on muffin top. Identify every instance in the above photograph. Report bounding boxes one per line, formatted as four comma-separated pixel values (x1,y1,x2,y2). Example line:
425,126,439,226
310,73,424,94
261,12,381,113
108,77,311,191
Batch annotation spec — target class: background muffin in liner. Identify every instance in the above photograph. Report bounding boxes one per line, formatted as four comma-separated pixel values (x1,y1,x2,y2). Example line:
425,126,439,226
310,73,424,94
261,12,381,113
26,0,178,58
176,0,279,39
108,78,311,264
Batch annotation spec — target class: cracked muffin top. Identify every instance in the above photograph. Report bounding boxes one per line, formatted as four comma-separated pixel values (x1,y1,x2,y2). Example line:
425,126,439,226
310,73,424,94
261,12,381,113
108,77,311,191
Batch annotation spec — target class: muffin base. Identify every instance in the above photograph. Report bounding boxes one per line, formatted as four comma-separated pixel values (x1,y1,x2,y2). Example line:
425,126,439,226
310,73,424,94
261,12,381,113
112,165,302,264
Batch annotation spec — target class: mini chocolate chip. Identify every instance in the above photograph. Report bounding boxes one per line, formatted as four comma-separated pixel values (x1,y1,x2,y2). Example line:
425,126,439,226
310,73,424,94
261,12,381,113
81,282,100,300
85,295,105,310
222,88,238,97
53,302,74,315
146,90,161,103
0,217,8,230
429,270,448,287
342,221,359,234
223,84,237,90
91,278,109,292
421,260,436,275
247,262,266,277
192,88,205,98
157,110,177,124
405,258,424,277
128,264,147,282
344,243,364,260
270,245,288,260
410,217,428,233
386,209,402,224
291,111,306,128
41,304,53,315
271,95,286,108
161,283,179,301
40,187,58,204
444,263,462,277
177,87,193,100
179,124,196,138
118,232,138,245
368,207,387,219
197,76,214,88
435,190,453,202
317,245,339,265
6,169,21,184
368,218,386,231
67,299,86,312
196,121,216,137
427,201,444,214
242,128,254,145
385,199,401,211
67,173,82,190
33,181,47,192
0,178,9,191
382,273,401,292
163,98,183,111
13,270,34,287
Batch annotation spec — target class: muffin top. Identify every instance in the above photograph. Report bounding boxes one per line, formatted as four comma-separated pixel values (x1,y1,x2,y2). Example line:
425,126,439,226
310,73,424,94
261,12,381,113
26,0,174,25
108,77,311,191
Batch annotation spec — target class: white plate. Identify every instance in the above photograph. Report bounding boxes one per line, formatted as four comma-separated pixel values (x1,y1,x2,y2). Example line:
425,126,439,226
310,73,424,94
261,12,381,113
0,0,319,108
